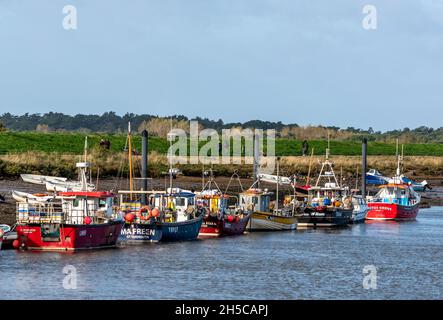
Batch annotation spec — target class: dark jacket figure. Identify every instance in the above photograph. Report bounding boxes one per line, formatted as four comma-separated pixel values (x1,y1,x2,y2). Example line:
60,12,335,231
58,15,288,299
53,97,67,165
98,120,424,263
302,140,309,156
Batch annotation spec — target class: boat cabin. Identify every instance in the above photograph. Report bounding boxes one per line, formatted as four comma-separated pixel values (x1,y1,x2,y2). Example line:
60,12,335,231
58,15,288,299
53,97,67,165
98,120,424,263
307,183,349,207
17,191,116,225
149,191,196,222
371,184,420,206
195,190,229,214
238,189,273,213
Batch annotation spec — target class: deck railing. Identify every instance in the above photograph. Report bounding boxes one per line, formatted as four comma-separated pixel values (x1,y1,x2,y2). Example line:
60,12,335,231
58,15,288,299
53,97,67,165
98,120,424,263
16,202,111,224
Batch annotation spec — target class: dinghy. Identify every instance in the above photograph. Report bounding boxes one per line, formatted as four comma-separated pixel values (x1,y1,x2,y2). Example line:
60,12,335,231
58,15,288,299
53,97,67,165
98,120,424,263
45,180,95,192
20,174,67,185
12,190,53,203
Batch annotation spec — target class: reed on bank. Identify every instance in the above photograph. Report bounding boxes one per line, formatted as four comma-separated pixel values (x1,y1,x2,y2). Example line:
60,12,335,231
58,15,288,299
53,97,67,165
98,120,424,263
1,151,442,179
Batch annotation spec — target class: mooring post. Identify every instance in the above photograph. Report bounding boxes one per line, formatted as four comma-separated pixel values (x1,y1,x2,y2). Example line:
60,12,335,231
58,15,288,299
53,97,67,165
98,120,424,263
141,129,148,205
253,132,260,186
362,138,367,197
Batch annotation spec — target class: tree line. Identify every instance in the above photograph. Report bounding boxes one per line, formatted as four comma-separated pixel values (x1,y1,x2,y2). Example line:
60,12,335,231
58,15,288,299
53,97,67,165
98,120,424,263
0,112,442,143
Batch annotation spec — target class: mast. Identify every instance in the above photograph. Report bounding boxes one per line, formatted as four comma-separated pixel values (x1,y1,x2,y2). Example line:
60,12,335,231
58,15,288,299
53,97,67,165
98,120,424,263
275,157,280,212
128,122,134,200
77,136,90,192
168,118,173,192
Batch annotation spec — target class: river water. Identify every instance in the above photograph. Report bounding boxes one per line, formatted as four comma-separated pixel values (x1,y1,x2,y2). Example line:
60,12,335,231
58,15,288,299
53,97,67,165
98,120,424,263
1,207,442,300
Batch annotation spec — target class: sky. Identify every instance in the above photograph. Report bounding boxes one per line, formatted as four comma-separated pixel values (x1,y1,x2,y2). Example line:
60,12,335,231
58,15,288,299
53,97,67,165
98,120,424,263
0,0,442,131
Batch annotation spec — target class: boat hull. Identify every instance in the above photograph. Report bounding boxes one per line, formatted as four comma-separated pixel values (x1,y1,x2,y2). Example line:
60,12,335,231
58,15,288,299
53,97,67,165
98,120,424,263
199,213,251,238
367,202,419,221
15,221,124,251
159,215,203,241
296,208,352,228
350,208,368,224
247,211,297,231
119,223,162,243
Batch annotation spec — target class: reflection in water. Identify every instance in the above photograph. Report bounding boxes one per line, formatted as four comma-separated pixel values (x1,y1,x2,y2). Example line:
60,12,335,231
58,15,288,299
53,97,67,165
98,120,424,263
1,207,442,300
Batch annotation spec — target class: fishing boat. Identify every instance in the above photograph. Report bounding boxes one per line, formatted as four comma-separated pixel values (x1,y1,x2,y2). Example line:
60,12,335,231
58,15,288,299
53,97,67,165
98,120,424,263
118,124,202,243
366,144,422,221
365,169,390,185
196,189,251,238
366,177,421,221
238,188,298,231
296,147,353,228
14,140,124,251
350,195,368,223
151,189,203,241
399,175,429,192
0,224,16,250
0,226,6,250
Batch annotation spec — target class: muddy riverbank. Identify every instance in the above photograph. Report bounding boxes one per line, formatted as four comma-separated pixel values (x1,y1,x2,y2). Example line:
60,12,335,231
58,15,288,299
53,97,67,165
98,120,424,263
1,176,442,225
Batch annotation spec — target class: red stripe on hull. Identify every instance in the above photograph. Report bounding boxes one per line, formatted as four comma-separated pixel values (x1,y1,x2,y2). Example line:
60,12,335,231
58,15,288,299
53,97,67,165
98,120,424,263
16,222,124,251
367,202,419,221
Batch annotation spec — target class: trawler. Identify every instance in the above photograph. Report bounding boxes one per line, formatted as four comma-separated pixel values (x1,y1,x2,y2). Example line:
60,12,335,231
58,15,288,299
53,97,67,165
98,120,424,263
296,147,353,228
366,152,421,221
14,141,124,251
118,124,202,243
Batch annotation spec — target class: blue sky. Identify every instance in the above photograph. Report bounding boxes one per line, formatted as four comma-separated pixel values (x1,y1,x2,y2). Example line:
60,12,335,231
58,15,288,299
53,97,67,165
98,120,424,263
0,0,442,131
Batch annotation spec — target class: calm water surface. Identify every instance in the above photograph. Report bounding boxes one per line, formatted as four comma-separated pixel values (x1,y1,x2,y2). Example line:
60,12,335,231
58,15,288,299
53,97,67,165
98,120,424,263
1,207,442,300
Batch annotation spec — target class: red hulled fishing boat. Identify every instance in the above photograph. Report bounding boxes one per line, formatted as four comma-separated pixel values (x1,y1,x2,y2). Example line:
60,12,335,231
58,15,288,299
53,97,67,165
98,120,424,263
366,181,420,221
196,190,251,238
15,190,124,251
366,156,421,221
14,141,124,251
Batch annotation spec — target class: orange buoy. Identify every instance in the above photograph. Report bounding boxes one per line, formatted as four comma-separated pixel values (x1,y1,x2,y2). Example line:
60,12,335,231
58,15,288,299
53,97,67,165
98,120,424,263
125,213,135,222
84,216,92,225
227,215,234,222
151,208,160,218
12,240,20,249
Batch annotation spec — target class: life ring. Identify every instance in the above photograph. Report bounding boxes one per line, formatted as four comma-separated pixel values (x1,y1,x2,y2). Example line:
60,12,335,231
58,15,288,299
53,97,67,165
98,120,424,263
137,206,152,220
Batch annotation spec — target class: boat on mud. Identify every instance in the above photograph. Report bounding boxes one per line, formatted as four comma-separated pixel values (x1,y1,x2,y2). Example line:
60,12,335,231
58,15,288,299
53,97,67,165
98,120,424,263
12,190,53,204
365,169,390,185
20,174,67,185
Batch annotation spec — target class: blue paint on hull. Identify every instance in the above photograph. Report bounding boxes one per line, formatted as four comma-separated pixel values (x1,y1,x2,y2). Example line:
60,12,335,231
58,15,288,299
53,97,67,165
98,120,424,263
158,215,203,242
119,223,162,243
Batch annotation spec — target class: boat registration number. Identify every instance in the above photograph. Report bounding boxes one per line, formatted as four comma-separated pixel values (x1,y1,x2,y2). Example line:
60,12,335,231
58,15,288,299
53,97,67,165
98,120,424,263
168,226,179,233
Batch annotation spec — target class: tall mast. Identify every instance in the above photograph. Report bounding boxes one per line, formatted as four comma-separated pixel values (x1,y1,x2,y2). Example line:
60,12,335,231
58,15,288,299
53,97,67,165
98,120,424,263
168,118,173,192
128,122,134,200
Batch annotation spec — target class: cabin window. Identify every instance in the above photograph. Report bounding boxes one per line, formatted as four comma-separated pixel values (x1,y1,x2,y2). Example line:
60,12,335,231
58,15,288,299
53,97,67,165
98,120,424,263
175,197,186,206
73,199,80,207
252,197,258,204
99,199,106,208
188,197,195,205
